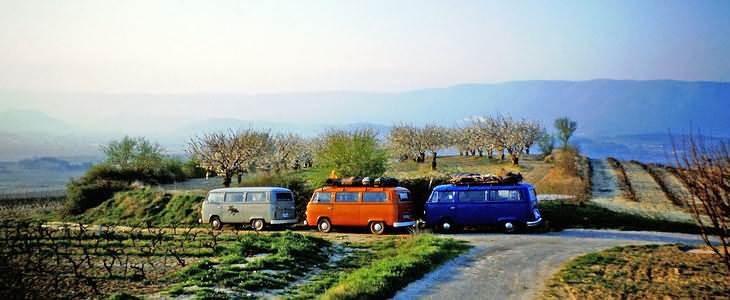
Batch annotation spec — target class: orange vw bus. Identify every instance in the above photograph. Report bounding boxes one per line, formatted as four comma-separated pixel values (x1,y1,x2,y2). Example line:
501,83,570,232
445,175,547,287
305,184,415,234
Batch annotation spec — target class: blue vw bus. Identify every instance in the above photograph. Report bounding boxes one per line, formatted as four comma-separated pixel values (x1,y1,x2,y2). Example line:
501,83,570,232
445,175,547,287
425,183,542,233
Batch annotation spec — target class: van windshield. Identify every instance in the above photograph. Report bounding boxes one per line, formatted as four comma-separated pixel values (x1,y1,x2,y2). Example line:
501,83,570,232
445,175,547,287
276,192,293,201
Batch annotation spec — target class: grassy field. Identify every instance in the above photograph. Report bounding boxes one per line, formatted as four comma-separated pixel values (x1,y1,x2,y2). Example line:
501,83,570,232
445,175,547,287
0,218,468,300
543,244,729,299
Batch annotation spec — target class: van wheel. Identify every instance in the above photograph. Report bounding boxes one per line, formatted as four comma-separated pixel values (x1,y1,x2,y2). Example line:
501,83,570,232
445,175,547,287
210,216,223,230
437,219,456,233
252,219,265,231
317,218,332,233
369,221,386,235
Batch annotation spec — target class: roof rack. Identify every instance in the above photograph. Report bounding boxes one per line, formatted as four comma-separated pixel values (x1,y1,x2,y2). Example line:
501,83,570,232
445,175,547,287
325,176,400,187
449,172,523,186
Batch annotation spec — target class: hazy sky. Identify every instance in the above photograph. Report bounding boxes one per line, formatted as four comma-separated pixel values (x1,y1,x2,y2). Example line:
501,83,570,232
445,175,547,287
1,0,729,94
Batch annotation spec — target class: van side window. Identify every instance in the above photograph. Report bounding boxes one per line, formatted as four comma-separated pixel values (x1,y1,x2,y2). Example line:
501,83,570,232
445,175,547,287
246,192,266,202
458,191,487,202
208,192,224,203
314,192,332,203
363,192,387,203
429,191,455,203
335,192,359,202
224,192,244,203
490,190,521,201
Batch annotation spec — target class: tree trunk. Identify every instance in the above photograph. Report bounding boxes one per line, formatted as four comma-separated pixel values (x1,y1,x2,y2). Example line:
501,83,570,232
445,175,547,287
511,155,519,166
487,150,493,159
471,150,476,156
237,172,242,184
500,151,505,161
223,174,232,188
459,151,463,156
478,150,483,157
431,152,437,170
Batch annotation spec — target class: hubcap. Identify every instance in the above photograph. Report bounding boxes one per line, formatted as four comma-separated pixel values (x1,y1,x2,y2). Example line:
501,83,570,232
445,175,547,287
254,220,263,229
213,220,220,228
374,223,383,232
442,222,451,230
320,222,329,230
504,222,514,231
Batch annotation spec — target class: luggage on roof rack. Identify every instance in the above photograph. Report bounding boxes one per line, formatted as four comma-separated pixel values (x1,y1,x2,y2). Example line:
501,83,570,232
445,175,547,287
449,172,523,186
326,176,399,187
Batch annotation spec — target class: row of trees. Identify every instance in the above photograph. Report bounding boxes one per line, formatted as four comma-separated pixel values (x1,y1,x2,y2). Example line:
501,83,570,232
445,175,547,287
186,115,580,187
389,115,546,168
188,130,315,187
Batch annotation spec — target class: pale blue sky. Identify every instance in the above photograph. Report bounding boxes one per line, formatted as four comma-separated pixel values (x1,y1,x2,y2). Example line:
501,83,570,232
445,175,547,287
1,0,729,94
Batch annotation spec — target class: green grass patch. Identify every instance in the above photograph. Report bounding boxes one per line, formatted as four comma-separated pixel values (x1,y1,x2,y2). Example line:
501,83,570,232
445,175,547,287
319,235,470,300
70,188,205,226
538,201,709,234
164,231,331,298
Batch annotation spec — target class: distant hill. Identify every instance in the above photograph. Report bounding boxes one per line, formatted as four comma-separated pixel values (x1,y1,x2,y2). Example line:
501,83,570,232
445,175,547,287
1,79,729,160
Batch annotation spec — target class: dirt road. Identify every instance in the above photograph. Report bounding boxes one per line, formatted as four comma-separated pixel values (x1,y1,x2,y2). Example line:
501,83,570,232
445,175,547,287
393,229,710,300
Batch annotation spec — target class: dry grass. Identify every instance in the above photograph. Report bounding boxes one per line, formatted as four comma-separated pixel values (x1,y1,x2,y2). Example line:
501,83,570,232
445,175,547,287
536,150,590,201
544,244,730,300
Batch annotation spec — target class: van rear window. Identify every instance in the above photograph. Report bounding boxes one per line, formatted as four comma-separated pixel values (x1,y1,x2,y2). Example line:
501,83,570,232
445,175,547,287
246,192,266,202
489,190,521,201
363,192,387,202
398,192,411,202
276,192,293,201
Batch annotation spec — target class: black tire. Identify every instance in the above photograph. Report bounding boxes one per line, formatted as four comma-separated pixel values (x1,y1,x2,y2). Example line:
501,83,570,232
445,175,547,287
210,216,223,230
369,221,386,235
252,219,265,231
317,218,332,233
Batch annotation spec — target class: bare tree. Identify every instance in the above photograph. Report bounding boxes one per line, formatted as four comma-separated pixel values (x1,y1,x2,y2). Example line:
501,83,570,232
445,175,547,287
521,121,544,155
388,123,426,162
268,133,307,171
187,129,271,187
420,124,450,170
672,134,730,274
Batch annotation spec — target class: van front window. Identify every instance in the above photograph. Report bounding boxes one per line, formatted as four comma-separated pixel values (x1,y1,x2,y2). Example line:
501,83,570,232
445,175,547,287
207,192,224,203
429,191,455,203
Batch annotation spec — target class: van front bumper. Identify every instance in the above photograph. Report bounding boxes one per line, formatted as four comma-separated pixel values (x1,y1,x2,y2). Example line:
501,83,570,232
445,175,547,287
270,219,298,225
526,217,543,227
393,221,416,228
526,209,542,227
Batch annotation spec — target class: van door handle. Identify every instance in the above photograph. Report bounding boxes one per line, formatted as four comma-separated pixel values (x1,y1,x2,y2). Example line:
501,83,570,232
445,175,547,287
449,206,456,210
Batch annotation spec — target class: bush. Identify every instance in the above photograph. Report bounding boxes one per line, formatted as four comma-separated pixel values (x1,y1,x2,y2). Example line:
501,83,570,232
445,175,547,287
63,177,129,215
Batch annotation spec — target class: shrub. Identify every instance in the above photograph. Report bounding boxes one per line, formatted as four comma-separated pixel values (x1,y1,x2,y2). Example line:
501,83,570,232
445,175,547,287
63,177,129,215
